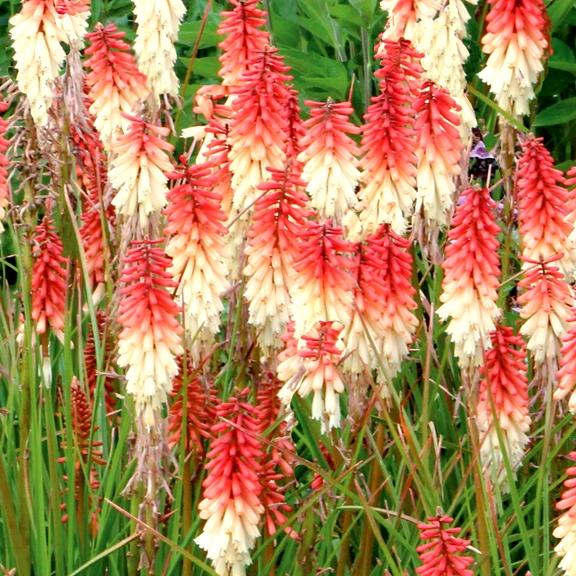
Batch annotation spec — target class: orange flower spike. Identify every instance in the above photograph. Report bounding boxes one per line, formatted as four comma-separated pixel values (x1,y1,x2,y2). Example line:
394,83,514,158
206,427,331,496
517,136,574,273
299,99,361,225
165,160,230,359
31,216,68,341
556,313,576,411
109,116,173,228
0,102,11,232
53,0,90,47
217,0,270,87
518,258,573,367
477,325,530,486
554,453,576,575
116,241,183,427
413,80,462,230
358,38,423,235
437,187,501,367
195,394,264,575
291,220,355,338
478,0,550,116
84,24,150,148
228,47,292,226
243,162,311,349
416,515,474,576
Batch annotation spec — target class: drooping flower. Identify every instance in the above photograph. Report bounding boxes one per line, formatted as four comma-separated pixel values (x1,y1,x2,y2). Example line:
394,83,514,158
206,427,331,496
109,116,173,229
9,0,67,126
116,241,182,426
476,325,530,487
518,257,573,368
217,0,270,87
31,215,68,341
478,0,550,117
437,187,501,368
343,224,418,386
167,357,215,458
195,393,264,576
358,38,423,235
291,220,355,338
516,136,575,274
132,0,186,99
279,321,346,432
164,161,230,360
556,314,576,412
554,452,576,576
379,0,441,43
84,24,150,148
413,80,462,232
0,102,11,232
243,162,310,349
416,514,474,576
227,47,292,229
54,0,90,47
298,99,361,225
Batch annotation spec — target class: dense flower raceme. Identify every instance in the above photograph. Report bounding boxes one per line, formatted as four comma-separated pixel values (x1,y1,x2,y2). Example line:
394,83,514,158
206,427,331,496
116,241,183,427
478,0,550,117
416,515,474,576
217,0,270,87
437,187,501,368
516,136,575,273
343,224,418,386
52,0,90,47
9,0,67,126
31,215,68,341
298,99,361,225
555,313,576,412
554,452,576,576
84,24,150,148
284,89,306,161
167,357,215,457
518,257,573,368
291,220,355,338
476,325,530,486
164,161,230,360
413,80,462,231
0,102,10,232
243,162,311,349
228,47,292,228
109,116,173,229
279,321,346,432
195,394,264,576
358,38,423,235
132,0,186,99
379,0,440,43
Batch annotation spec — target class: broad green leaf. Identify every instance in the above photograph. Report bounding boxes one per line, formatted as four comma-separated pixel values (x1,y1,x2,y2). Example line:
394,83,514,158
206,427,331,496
547,0,575,31
178,20,221,50
534,97,576,126
179,56,220,79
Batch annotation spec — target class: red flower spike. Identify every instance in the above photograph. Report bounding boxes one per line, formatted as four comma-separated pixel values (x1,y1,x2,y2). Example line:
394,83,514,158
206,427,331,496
243,162,311,349
228,47,292,229
0,103,11,232
217,0,270,87
555,313,576,411
358,38,423,235
195,395,264,575
167,357,215,457
84,23,149,148
416,515,474,576
343,224,418,386
518,259,573,368
280,321,346,432
116,241,183,426
31,216,68,341
437,187,501,368
413,80,462,231
554,452,576,574
298,99,361,225
516,136,574,274
477,325,530,486
165,161,230,360
291,220,355,338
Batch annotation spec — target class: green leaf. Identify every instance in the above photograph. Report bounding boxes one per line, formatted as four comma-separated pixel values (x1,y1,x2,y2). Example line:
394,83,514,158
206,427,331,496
179,56,220,80
546,0,575,31
178,19,221,50
534,97,576,126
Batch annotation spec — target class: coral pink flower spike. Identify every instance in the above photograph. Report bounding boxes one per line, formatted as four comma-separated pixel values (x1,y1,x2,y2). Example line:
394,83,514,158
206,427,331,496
554,453,576,576
0,103,10,232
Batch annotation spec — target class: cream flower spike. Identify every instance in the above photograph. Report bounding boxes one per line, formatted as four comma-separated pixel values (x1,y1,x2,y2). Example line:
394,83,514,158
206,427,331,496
132,0,186,99
9,0,67,126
